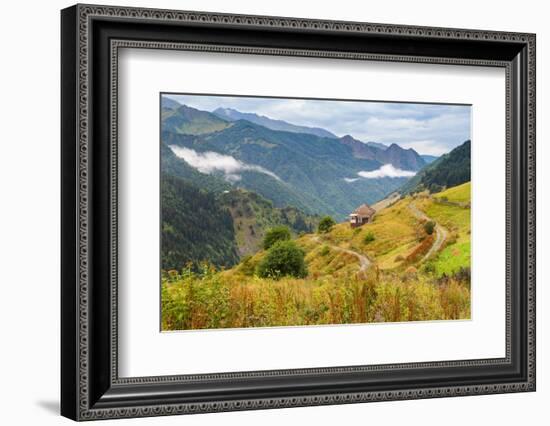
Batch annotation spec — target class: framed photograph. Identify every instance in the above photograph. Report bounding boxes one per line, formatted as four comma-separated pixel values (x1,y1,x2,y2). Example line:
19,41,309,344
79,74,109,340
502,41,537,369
61,4,536,421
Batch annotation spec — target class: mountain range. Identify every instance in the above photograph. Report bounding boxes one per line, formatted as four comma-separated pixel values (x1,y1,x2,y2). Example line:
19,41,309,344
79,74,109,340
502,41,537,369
161,98,434,218
162,97,432,171
339,134,426,171
365,141,389,150
212,106,337,139
160,96,470,271
161,101,231,135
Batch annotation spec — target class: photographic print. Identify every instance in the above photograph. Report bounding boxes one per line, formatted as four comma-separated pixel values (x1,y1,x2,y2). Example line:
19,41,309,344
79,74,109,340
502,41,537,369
61,7,536,417
160,94,472,331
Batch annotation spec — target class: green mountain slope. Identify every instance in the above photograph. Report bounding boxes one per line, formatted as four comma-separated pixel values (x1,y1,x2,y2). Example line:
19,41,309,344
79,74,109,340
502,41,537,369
162,104,231,135
231,169,336,216
161,140,334,215
160,171,322,270
421,154,439,164
399,140,470,195
219,189,319,256
161,174,239,270
212,107,337,138
161,142,232,194
162,182,471,330
162,120,408,219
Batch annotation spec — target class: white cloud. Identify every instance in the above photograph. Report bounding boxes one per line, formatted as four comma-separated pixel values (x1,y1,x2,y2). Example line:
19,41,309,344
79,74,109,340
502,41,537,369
169,146,281,182
344,177,360,183
357,164,416,179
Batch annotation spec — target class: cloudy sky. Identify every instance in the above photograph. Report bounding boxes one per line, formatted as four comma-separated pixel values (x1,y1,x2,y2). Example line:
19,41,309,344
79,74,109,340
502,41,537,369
165,94,471,156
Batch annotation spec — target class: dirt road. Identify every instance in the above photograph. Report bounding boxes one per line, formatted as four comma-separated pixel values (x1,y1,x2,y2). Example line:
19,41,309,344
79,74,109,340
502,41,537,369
408,201,448,262
311,235,371,272
371,192,400,212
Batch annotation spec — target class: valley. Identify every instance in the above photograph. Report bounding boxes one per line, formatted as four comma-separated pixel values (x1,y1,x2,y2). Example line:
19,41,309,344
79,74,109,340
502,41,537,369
161,100,427,219
162,182,471,330
159,95,472,330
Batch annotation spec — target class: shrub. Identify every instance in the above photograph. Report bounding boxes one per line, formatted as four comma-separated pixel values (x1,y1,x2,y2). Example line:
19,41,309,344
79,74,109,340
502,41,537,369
320,245,331,256
451,267,471,284
424,220,436,235
262,225,291,250
317,216,336,234
364,231,375,244
394,254,405,262
422,262,436,274
256,240,308,279
238,255,256,276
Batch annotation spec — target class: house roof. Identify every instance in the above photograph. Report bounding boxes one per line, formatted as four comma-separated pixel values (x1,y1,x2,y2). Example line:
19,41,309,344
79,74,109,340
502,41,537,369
351,203,375,217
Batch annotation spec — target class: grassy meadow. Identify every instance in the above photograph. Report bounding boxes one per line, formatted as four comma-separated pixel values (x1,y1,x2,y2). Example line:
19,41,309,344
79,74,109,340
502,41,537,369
161,182,471,330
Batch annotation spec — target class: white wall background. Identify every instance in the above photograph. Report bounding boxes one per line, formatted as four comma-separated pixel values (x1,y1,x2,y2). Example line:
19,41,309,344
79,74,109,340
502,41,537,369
0,0,546,424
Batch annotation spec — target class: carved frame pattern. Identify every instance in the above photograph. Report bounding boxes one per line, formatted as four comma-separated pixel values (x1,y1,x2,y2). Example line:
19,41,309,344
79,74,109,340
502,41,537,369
61,4,536,421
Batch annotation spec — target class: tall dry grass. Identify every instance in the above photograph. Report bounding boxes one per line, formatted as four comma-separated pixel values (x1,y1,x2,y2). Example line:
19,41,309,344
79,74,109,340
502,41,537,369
161,266,470,330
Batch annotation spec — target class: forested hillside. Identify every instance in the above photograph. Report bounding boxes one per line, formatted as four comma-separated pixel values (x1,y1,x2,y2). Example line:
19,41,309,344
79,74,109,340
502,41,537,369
160,173,320,270
161,142,232,194
219,189,319,256
399,140,470,195
163,116,408,219
160,174,239,270
159,96,472,330
162,181,471,330
161,102,231,135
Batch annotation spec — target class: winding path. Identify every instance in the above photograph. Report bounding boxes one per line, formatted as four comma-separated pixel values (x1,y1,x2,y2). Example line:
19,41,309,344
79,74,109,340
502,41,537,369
311,235,371,273
309,198,445,271
408,201,448,262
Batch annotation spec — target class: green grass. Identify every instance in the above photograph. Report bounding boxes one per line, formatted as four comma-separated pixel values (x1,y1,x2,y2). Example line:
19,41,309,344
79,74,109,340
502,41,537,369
433,241,471,277
421,183,471,274
319,190,471,271
161,182,472,331
422,201,470,235
434,182,471,204
346,198,420,267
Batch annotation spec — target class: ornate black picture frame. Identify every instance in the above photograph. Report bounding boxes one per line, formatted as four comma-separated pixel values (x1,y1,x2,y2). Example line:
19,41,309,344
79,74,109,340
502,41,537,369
61,4,536,421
